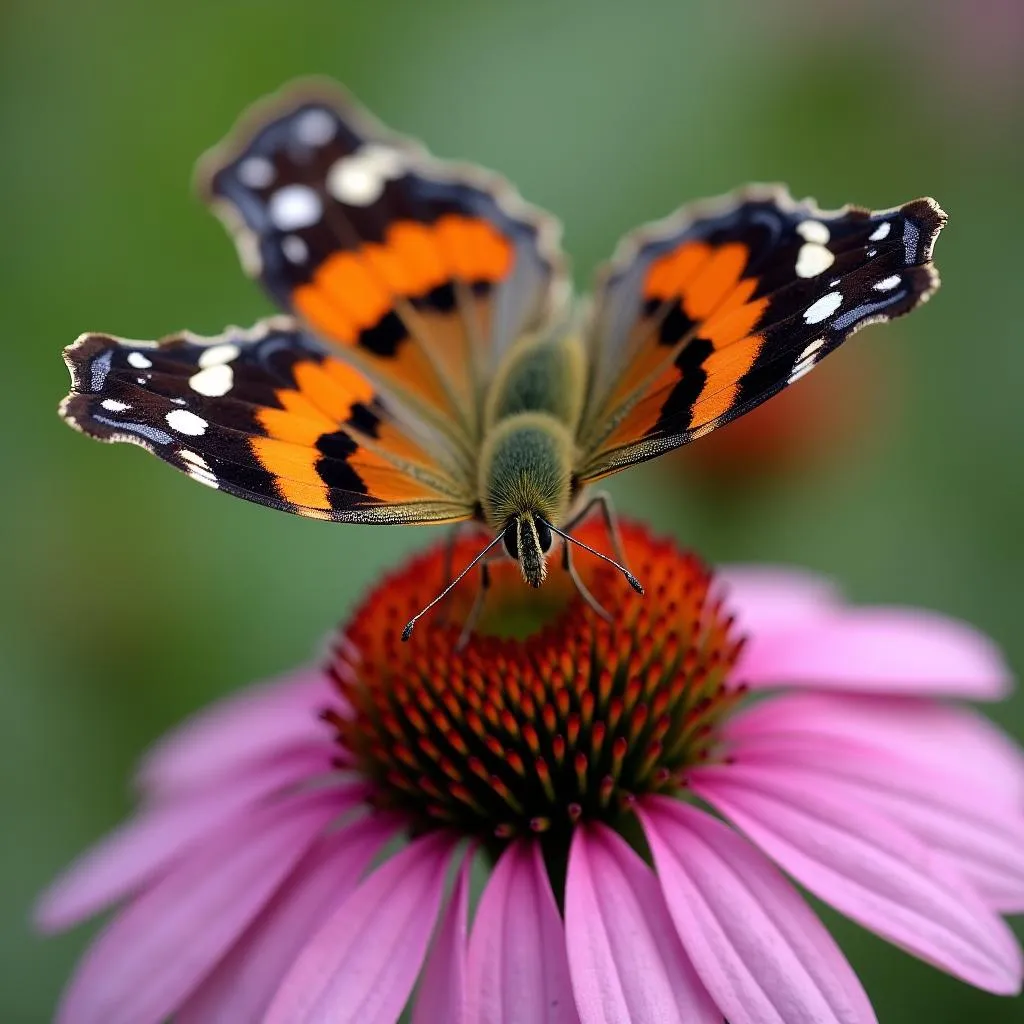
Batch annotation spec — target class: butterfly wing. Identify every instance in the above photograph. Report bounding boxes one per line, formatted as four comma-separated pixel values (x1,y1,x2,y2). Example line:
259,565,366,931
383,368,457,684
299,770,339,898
198,80,567,448
576,186,946,481
60,320,475,524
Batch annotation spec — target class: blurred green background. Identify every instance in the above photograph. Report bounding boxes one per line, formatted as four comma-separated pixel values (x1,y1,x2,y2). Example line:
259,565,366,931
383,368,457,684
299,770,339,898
2,0,1022,1019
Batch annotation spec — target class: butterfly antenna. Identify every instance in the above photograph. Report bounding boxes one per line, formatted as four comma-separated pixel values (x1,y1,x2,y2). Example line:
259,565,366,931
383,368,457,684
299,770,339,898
402,532,507,642
539,518,644,594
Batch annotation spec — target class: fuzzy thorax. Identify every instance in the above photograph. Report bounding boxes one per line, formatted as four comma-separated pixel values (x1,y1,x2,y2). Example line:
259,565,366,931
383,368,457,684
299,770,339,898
478,412,574,530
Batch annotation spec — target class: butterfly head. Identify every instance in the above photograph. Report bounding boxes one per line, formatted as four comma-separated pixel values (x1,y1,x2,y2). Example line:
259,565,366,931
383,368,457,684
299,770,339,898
478,411,575,589
502,513,554,588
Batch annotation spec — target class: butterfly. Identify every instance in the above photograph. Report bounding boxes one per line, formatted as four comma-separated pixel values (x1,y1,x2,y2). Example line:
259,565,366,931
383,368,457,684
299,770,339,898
60,79,945,638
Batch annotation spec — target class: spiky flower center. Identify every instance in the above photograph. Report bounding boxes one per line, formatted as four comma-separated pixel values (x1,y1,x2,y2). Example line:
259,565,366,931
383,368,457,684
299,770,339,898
325,523,744,843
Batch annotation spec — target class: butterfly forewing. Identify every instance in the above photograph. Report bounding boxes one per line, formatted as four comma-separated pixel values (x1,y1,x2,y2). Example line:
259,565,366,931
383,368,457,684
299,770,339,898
576,187,945,480
198,80,568,447
60,321,475,524
59,83,947,560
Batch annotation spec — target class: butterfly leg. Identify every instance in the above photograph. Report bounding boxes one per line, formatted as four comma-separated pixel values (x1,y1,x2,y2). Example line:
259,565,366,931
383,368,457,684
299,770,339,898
561,539,613,622
437,521,492,624
437,522,467,625
441,526,459,590
564,491,631,572
456,562,491,651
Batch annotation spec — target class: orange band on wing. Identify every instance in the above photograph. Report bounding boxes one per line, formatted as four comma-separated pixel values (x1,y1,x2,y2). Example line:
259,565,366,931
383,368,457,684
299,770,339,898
293,215,513,347
256,403,331,446
293,287,357,344
689,333,764,430
642,241,751,323
316,255,393,331
254,357,376,444
253,420,450,508
643,241,710,300
384,222,448,294
681,243,748,321
702,283,768,349
293,358,375,422
602,329,766,446
435,214,514,281
250,436,331,509
321,357,378,404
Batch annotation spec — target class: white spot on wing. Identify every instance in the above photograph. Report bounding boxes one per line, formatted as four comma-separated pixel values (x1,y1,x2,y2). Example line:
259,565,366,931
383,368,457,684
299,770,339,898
101,398,130,412
869,221,891,242
189,364,233,397
180,447,218,487
796,243,835,278
282,235,309,264
178,449,209,468
873,275,901,292
797,220,830,244
788,337,826,384
198,343,240,368
803,291,843,324
127,352,152,369
799,337,825,361
327,145,406,207
186,465,219,489
237,157,275,189
268,185,322,231
165,409,208,435
294,108,337,146
788,360,816,384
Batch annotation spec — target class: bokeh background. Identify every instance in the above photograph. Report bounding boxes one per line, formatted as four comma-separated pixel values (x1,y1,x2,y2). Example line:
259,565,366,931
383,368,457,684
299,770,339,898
2,0,1022,1019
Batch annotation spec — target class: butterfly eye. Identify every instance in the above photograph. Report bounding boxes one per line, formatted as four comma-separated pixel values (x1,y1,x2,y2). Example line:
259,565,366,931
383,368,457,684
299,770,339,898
534,517,553,554
503,522,520,560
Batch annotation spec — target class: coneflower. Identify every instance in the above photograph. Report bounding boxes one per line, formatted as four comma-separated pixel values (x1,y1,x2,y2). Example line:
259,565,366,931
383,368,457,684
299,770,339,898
38,521,1024,1023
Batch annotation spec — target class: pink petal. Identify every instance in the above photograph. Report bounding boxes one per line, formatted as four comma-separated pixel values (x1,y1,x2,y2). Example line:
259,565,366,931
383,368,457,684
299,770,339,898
693,764,1023,994
863,787,1024,914
639,798,876,1024
737,609,1011,698
177,815,395,1024
137,667,336,795
265,832,453,1024
35,748,351,933
728,692,1024,804
413,852,472,1024
467,840,579,1024
723,725,1024,912
718,566,839,635
565,824,719,1024
56,790,339,1024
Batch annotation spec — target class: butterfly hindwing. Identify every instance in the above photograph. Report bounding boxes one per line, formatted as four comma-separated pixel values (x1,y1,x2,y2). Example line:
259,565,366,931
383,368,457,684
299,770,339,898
576,186,946,480
60,320,475,524
198,80,567,446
